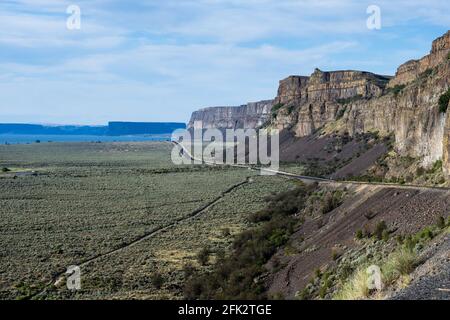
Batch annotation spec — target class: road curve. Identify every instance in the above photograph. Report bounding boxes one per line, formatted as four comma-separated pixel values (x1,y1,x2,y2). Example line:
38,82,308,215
171,141,450,192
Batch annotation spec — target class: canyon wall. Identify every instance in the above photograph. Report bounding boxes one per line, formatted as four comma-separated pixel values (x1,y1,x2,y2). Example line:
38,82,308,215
187,31,450,177
388,31,450,88
272,69,392,135
444,103,450,176
187,100,273,129
271,31,450,173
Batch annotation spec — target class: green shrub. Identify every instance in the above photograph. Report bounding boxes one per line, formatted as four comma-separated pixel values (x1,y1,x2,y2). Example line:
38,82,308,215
319,274,332,299
439,88,450,113
396,235,404,245
382,247,416,284
402,225,435,252
322,190,345,214
287,105,295,115
388,84,406,96
1,167,10,172
374,220,388,240
150,273,164,289
296,287,311,300
314,268,322,278
417,227,434,241
272,103,284,112
334,266,370,300
248,210,271,223
269,229,289,247
427,160,443,174
436,216,446,229
271,103,284,118
185,184,317,299
331,249,341,261
416,166,425,176
382,229,390,241
197,247,211,266
355,229,364,240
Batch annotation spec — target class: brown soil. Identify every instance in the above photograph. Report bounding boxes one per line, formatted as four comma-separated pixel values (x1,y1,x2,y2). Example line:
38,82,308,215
266,185,450,299
279,130,387,178
330,144,388,179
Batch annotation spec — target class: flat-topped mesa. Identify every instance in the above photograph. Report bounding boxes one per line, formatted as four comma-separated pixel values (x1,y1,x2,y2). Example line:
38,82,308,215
272,69,391,135
306,68,390,101
187,100,273,129
388,31,450,88
188,69,391,131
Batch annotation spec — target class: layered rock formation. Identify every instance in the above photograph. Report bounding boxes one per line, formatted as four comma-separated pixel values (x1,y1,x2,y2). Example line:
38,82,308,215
444,103,450,176
187,31,450,178
272,69,391,135
187,100,273,129
271,31,450,175
388,31,450,88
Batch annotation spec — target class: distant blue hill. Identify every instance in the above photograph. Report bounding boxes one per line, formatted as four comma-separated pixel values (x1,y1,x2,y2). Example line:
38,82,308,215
107,122,185,135
0,122,186,136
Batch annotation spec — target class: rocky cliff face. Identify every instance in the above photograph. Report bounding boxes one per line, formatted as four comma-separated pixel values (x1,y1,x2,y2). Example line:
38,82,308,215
270,31,450,176
187,31,450,178
187,100,273,129
388,31,450,88
444,103,450,176
272,69,391,136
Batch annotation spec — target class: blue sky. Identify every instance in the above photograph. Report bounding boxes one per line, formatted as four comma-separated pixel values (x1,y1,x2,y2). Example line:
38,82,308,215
0,0,448,124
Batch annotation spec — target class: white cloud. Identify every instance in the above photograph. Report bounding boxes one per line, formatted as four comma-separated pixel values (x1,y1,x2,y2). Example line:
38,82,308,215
0,40,357,123
0,0,448,124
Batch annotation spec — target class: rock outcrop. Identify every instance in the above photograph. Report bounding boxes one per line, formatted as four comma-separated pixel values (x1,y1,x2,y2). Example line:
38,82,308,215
187,100,273,129
187,31,450,178
270,31,450,176
272,69,391,135
444,103,450,176
388,31,450,88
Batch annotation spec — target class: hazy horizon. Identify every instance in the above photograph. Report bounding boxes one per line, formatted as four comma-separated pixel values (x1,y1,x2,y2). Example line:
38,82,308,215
0,121,187,126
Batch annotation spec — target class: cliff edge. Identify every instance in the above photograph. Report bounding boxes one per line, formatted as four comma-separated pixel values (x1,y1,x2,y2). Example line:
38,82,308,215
187,31,450,179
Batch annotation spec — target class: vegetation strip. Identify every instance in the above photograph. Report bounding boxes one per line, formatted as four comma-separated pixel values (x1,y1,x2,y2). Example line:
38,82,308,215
184,183,317,299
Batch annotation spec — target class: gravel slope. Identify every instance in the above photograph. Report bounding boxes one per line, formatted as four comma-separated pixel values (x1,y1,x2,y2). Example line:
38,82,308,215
389,233,450,300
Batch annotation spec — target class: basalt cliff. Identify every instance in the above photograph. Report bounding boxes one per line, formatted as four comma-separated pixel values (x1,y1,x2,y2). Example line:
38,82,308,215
188,31,450,179
187,100,273,130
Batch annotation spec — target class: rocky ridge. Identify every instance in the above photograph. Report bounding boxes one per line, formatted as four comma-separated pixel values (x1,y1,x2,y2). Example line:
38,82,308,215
187,100,273,130
187,31,450,179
